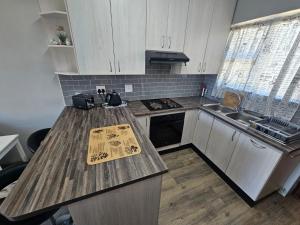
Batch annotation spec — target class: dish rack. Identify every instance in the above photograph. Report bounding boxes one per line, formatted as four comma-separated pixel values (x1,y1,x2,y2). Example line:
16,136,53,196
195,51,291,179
252,117,300,144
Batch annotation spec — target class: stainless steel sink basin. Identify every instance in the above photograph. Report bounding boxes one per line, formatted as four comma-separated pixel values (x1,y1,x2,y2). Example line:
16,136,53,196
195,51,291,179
203,104,236,114
226,112,261,126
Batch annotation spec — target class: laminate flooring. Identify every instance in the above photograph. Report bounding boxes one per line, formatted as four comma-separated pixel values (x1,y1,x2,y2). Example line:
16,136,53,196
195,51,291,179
159,148,300,225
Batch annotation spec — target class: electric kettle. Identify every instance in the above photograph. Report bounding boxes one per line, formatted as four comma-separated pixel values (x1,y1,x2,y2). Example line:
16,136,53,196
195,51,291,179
105,90,122,106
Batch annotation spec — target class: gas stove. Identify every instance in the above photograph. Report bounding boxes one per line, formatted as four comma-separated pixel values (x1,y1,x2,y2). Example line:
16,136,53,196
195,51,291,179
141,98,183,111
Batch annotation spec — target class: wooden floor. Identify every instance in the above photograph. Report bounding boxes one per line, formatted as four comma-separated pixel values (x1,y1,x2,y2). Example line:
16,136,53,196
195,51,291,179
159,148,300,225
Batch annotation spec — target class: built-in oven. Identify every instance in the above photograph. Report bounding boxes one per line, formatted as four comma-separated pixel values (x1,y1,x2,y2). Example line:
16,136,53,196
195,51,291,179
149,112,185,148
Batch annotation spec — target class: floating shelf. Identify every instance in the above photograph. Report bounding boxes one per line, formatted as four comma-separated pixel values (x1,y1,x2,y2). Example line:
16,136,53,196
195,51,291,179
48,45,74,49
40,10,67,17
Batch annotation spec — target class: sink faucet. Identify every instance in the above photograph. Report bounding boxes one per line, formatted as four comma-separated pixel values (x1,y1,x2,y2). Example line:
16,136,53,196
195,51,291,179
233,93,242,112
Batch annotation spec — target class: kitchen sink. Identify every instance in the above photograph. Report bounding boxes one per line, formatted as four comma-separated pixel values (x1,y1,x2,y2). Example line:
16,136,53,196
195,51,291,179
226,112,261,126
203,104,236,114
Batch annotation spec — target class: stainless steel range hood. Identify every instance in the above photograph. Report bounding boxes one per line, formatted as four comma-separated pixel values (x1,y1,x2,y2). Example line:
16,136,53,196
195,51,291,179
146,50,189,65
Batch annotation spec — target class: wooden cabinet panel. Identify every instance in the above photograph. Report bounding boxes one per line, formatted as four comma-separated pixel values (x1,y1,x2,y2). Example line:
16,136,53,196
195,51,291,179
206,119,240,172
202,0,236,74
166,0,190,52
181,110,198,145
146,0,169,51
136,116,150,137
66,0,115,74
111,0,146,74
146,0,189,52
192,111,214,153
182,0,214,74
226,133,283,200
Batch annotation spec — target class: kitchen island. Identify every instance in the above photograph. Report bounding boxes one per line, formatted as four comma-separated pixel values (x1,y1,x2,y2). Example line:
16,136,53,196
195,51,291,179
0,107,168,225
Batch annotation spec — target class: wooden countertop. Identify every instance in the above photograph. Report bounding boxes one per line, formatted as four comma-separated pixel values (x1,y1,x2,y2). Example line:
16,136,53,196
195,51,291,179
0,107,168,221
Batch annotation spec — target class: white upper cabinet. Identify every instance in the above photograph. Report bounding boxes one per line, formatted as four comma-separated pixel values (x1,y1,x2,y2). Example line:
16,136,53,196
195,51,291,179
166,0,190,51
111,0,146,74
202,0,236,74
206,119,240,172
146,0,189,52
146,0,169,51
182,0,214,74
66,0,115,74
66,0,146,75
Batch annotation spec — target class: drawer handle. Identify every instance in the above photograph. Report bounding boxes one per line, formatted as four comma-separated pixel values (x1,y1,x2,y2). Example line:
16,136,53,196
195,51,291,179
198,111,202,120
250,139,266,149
109,60,112,72
198,62,202,72
232,131,237,141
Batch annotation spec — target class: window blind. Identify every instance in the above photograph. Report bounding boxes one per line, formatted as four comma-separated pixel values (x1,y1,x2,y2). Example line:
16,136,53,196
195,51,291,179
212,16,300,119
291,79,300,103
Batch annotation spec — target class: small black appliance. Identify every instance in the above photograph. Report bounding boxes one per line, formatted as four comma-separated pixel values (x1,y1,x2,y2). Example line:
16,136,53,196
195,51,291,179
146,50,189,65
72,94,94,110
105,90,122,106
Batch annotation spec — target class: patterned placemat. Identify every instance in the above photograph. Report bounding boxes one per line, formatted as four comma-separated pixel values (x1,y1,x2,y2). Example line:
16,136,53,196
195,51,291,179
87,124,141,165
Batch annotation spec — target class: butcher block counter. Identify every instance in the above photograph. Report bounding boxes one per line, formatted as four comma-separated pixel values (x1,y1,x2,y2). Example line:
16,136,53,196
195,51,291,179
0,107,168,225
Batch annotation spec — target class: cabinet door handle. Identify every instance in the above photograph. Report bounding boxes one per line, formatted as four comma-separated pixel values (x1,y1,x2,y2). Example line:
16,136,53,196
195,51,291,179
118,61,121,72
198,62,202,72
203,62,206,72
198,111,202,120
161,36,165,48
168,36,171,49
109,60,112,72
250,139,266,149
231,131,237,141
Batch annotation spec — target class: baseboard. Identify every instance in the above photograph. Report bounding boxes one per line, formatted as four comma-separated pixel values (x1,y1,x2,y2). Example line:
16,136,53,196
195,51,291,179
158,144,193,155
159,143,256,207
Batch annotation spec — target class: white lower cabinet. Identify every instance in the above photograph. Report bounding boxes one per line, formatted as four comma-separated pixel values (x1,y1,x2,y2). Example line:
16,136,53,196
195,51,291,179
192,111,214,153
206,119,240,172
181,110,198,145
136,116,150,137
226,133,283,200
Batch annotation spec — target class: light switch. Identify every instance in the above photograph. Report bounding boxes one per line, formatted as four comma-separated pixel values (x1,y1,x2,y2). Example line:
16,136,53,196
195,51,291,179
125,84,133,93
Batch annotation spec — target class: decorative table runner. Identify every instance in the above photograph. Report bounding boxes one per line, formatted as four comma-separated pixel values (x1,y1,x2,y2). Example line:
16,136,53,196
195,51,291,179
87,124,141,165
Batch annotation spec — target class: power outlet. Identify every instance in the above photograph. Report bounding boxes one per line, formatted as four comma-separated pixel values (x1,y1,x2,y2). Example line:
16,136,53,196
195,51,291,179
96,86,106,94
125,84,133,93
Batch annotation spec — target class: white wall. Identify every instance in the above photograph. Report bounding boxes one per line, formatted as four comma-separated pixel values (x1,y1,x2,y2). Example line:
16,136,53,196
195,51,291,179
233,0,300,23
0,0,65,156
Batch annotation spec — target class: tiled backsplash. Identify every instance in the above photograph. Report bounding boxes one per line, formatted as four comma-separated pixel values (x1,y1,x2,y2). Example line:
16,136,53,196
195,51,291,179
59,64,217,106
58,65,300,124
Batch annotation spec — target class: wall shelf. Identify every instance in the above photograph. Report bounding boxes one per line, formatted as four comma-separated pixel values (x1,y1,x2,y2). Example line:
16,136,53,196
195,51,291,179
39,0,79,75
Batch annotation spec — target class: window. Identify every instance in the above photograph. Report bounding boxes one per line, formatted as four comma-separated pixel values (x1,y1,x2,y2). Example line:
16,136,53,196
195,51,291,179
213,16,300,104
217,25,269,91
275,42,300,99
291,79,300,103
